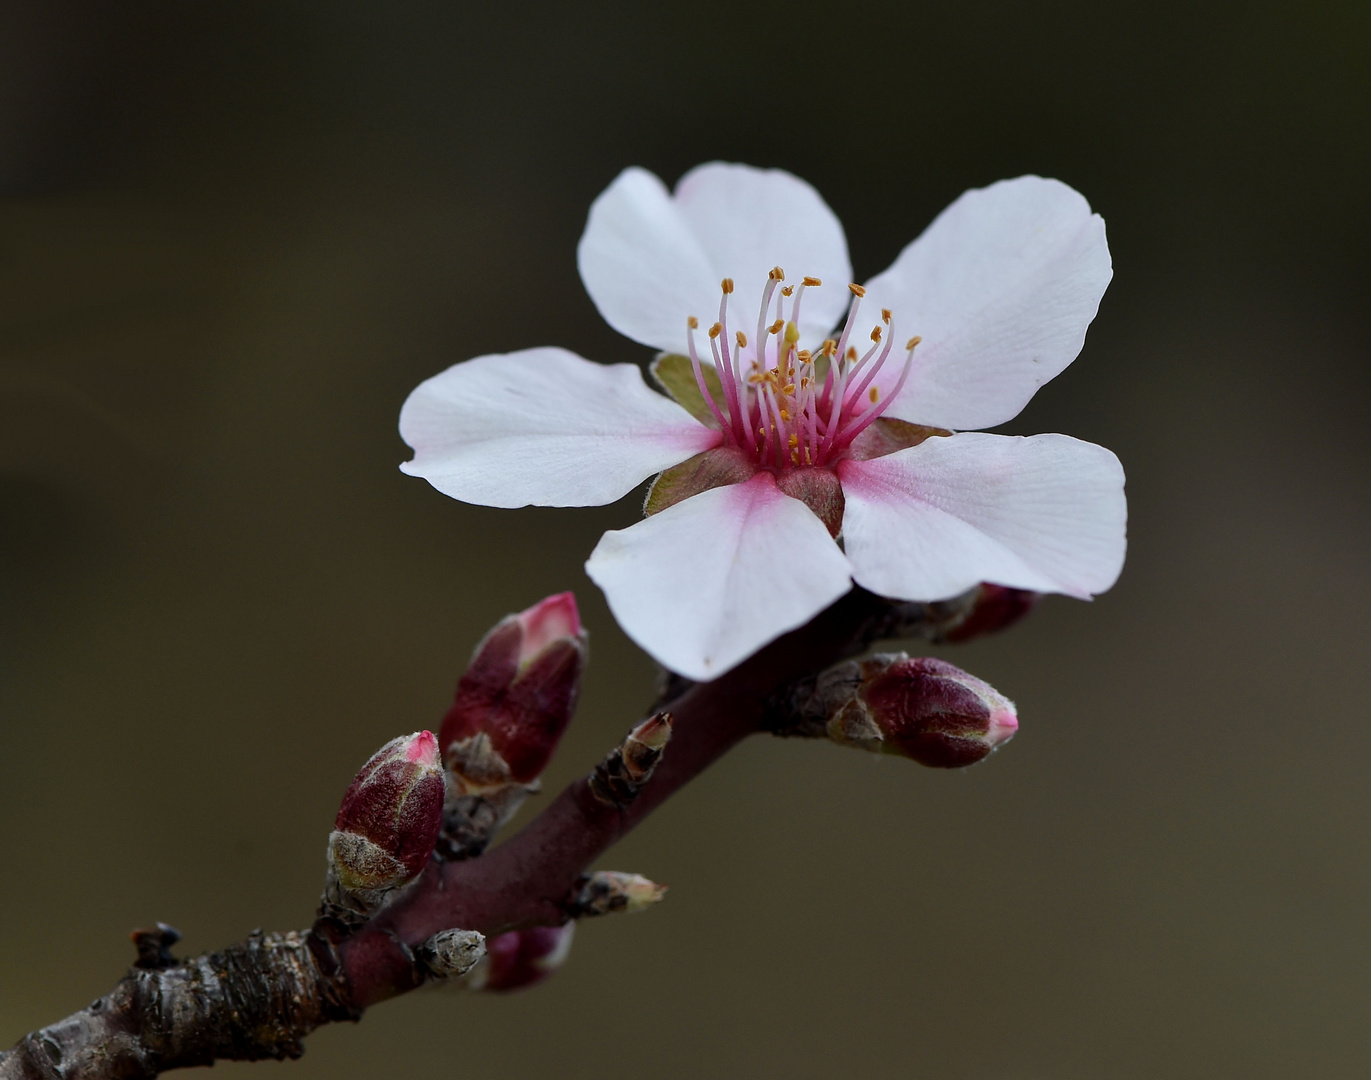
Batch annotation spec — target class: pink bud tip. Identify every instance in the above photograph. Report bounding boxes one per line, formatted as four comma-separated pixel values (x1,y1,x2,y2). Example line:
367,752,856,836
516,592,582,667
405,729,440,767
987,705,1019,747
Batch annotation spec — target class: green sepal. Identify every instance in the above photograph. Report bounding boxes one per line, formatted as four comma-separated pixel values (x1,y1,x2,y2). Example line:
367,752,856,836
644,447,757,517
650,353,725,426
847,418,953,460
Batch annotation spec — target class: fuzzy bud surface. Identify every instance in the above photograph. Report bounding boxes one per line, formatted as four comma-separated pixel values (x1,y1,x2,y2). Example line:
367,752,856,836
441,592,587,789
325,730,444,917
775,653,1017,768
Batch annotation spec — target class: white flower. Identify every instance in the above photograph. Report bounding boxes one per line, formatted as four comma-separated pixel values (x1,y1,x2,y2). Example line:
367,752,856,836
400,164,1126,681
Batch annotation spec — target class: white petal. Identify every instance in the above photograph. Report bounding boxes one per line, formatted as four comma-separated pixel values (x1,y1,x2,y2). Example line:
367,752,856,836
862,176,1112,430
577,168,721,356
838,432,1126,601
577,164,852,356
399,347,719,508
673,162,852,344
585,474,854,680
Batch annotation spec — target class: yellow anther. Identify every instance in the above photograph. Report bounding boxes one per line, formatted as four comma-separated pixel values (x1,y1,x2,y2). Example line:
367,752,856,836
870,326,883,343
784,321,802,345
721,278,734,294
905,335,923,351
783,383,795,395
736,331,748,349
869,386,880,403
708,322,722,339
758,427,767,439
770,266,785,281
846,347,858,362
769,319,785,335
802,275,822,287
881,308,892,323
790,448,801,464
780,409,791,422
788,433,799,448
687,315,699,329
781,285,794,297
800,376,810,389
803,446,813,465
848,283,866,297
796,349,811,363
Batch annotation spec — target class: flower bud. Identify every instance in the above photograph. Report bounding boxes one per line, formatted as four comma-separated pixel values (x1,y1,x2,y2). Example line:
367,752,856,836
773,653,1017,768
323,730,444,919
441,592,587,787
438,593,589,859
859,656,1018,767
465,924,575,993
940,584,1040,643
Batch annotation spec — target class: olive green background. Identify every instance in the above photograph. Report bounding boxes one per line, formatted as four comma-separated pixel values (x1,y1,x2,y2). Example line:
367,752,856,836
2,2,1368,1076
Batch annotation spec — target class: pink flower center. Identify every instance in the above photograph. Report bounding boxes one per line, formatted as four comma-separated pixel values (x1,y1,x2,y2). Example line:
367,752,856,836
686,269,920,471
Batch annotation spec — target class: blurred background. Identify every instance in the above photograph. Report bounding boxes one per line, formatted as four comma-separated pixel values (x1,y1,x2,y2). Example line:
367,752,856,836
1,1,1368,1076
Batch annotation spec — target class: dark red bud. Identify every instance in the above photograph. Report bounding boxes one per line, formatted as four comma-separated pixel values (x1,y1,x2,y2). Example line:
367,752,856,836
469,924,575,992
331,730,444,891
941,584,1040,643
861,657,1018,768
441,593,587,785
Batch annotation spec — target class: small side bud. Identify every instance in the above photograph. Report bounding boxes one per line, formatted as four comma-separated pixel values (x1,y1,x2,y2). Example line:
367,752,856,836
771,654,1018,769
466,924,575,993
589,712,673,807
439,593,588,858
567,871,668,917
324,731,445,920
418,928,487,979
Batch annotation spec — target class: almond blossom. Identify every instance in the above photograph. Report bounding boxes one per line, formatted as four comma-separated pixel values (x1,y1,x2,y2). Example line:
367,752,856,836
399,164,1126,681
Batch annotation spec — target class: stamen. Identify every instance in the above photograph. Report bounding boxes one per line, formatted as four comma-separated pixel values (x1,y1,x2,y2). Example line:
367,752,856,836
833,338,917,448
708,323,721,339
871,326,882,343
686,319,730,433
769,319,785,335
721,278,734,295
736,331,747,350
848,283,866,297
781,285,794,297
770,266,785,281
906,335,922,351
802,276,822,287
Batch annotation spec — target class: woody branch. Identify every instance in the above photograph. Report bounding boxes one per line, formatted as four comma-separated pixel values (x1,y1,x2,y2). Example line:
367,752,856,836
0,584,1028,1080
